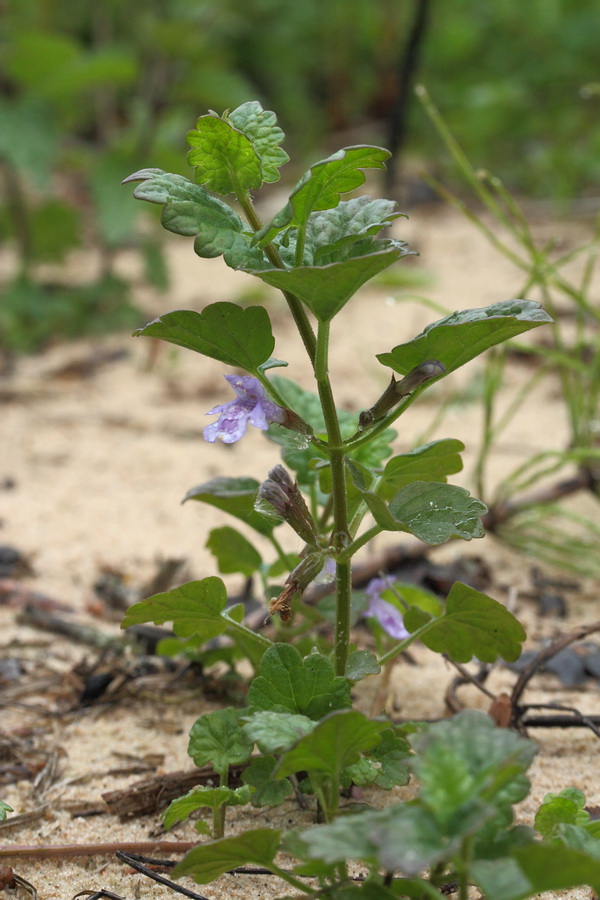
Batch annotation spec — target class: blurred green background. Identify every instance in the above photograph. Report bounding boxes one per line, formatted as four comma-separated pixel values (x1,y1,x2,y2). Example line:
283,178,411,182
1,0,599,352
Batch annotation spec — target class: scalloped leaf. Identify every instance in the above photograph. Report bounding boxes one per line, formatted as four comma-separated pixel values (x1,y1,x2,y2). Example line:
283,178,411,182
229,101,289,184
241,755,294,807
242,710,315,754
358,480,486,544
184,476,281,537
248,644,351,719
133,303,275,373
187,113,262,195
188,707,254,776
404,582,527,663
121,576,231,641
377,300,553,376
122,169,261,268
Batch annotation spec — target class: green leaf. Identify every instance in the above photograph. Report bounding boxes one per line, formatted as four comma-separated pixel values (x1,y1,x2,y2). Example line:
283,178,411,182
187,113,262,195
289,145,392,231
405,581,527,663
163,784,252,830
172,828,281,884
0,801,13,821
411,711,536,831
377,440,465,500
121,577,232,640
133,303,274,373
184,476,281,536
345,649,381,681
472,843,600,900
228,101,289,184
248,644,351,719
359,481,486,544
377,300,553,377
241,755,294,807
307,197,405,265
535,790,589,838
188,707,254,776
206,526,262,576
364,726,412,789
248,246,403,322
122,168,264,269
275,710,388,780
241,710,315,754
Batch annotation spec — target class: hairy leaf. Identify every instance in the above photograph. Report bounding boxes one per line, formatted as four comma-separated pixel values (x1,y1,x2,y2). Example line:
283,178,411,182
187,113,262,195
248,644,351,719
359,480,486,543
121,577,231,640
188,707,253,776
229,100,289,184
133,303,274,372
404,582,526,663
248,246,404,322
377,299,553,376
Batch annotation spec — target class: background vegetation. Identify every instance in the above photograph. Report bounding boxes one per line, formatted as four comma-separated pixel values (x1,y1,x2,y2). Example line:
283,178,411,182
1,0,599,352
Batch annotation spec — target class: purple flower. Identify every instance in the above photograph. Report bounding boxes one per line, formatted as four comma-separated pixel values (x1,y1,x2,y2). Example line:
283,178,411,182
204,375,287,444
364,577,409,640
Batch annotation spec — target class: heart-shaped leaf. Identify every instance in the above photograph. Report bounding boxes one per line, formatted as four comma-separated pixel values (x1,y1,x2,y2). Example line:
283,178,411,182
184,476,281,536
377,300,553,376
172,828,282,884
188,707,254,776
133,302,275,373
404,581,526,663
248,644,351,719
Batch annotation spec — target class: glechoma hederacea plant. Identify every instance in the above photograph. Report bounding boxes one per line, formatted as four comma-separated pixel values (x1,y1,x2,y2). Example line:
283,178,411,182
121,103,600,898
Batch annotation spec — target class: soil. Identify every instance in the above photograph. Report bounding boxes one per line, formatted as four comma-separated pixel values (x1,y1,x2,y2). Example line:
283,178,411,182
1,206,599,899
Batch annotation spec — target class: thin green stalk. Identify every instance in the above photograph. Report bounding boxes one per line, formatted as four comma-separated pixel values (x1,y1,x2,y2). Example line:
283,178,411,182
267,532,293,572
236,190,317,365
223,613,273,650
215,771,227,838
338,525,382,561
314,322,352,675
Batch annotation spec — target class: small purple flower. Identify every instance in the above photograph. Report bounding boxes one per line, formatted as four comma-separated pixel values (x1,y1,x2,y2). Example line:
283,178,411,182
204,375,287,444
364,577,409,640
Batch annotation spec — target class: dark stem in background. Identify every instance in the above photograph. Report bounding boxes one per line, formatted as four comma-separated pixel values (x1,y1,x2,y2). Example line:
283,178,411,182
385,0,432,192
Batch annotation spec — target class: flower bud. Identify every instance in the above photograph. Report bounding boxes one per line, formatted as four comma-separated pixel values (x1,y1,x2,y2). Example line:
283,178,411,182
268,551,325,622
258,466,319,547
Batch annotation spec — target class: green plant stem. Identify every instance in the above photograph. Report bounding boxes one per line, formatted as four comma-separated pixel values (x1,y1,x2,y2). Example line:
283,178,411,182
268,863,316,895
215,771,227,838
338,525,382,561
377,613,447,666
314,322,352,676
223,614,273,650
237,190,317,365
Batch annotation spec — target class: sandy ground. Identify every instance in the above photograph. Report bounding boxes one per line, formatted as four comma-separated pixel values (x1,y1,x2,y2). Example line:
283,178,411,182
1,206,599,899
